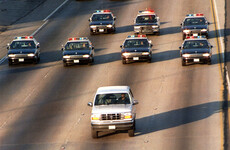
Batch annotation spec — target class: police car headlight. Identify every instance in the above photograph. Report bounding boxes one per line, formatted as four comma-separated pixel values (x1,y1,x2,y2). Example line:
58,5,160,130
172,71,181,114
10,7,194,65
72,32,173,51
90,25,97,28
8,54,15,57
27,53,35,57
134,26,141,29
142,52,150,55
182,54,190,57
63,55,70,59
152,25,158,28
107,24,113,28
83,54,90,58
122,53,131,56
183,29,191,33
203,53,210,57
201,29,207,32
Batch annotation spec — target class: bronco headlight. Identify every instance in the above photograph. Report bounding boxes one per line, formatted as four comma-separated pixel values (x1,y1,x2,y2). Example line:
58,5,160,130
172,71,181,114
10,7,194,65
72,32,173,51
63,55,70,59
203,53,210,57
91,114,100,120
124,112,132,119
142,52,150,55
182,54,190,58
183,29,191,34
122,52,131,56
83,54,90,58
90,25,97,28
107,24,113,28
27,53,35,57
8,54,15,57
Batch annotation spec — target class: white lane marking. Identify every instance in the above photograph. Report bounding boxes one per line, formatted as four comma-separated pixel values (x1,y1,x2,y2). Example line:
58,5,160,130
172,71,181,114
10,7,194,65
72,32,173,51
213,0,230,93
30,20,49,36
0,55,7,64
0,0,69,65
43,0,69,22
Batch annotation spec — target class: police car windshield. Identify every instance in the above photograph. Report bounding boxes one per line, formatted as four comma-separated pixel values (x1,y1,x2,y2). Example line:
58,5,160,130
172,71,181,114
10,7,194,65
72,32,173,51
10,41,36,49
65,42,90,50
92,14,113,21
183,40,209,49
136,15,157,24
184,18,206,26
94,93,130,105
124,39,149,48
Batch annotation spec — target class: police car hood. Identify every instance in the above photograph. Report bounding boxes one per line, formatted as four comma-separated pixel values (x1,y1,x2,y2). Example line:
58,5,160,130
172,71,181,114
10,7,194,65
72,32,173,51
135,23,158,26
8,49,36,54
122,47,150,53
182,48,210,54
183,25,208,30
92,104,132,114
63,50,91,55
90,21,113,25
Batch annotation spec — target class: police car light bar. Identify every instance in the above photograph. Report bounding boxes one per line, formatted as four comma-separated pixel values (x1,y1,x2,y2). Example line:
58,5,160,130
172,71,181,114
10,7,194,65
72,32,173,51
15,36,33,40
187,13,204,17
139,10,155,13
68,37,88,41
127,35,147,38
96,10,111,13
186,35,206,39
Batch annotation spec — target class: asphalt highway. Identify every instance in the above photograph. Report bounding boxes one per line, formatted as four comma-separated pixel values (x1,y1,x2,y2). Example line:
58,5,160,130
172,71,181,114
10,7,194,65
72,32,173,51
0,0,225,150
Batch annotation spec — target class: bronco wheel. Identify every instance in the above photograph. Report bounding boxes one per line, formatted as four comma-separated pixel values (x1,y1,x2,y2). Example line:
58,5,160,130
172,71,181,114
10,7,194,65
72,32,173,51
91,130,98,138
128,129,134,137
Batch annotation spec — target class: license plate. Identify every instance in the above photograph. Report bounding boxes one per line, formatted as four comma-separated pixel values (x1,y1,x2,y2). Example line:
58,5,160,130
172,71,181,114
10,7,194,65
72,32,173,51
74,60,79,63
109,125,116,129
99,29,104,32
194,58,200,62
133,57,139,60
19,58,24,62
193,33,198,36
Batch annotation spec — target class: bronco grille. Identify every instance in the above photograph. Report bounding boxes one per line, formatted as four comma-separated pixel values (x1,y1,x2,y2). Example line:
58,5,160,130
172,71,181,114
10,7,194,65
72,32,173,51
101,113,121,120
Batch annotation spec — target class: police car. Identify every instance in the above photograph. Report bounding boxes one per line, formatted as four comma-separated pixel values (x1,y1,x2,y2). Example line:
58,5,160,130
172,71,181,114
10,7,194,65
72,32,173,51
134,10,160,35
181,13,209,40
89,10,116,34
179,36,212,66
7,36,40,65
120,35,152,64
62,37,94,66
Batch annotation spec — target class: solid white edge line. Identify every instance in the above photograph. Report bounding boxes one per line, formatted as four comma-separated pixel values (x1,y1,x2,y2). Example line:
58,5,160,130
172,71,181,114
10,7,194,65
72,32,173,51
43,0,69,22
213,0,230,93
0,0,69,65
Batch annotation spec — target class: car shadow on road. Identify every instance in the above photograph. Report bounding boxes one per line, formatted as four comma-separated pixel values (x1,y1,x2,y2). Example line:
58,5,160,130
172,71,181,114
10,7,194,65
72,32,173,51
94,52,121,65
152,49,180,63
135,101,222,136
115,25,134,34
159,26,181,36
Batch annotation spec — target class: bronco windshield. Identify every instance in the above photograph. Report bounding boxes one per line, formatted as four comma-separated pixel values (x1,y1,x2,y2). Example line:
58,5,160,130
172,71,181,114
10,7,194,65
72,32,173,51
94,93,130,105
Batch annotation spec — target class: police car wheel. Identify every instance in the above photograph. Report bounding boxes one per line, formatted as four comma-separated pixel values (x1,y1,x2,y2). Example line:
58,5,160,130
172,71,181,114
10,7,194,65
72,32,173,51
207,60,211,65
155,32,160,36
122,59,127,64
33,58,39,64
90,31,94,35
8,60,13,66
147,58,152,63
182,60,186,66
63,63,68,67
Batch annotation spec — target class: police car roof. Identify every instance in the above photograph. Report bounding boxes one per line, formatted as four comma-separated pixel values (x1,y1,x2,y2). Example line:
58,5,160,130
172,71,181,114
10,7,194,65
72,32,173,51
96,86,130,94
13,36,35,41
67,37,89,42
